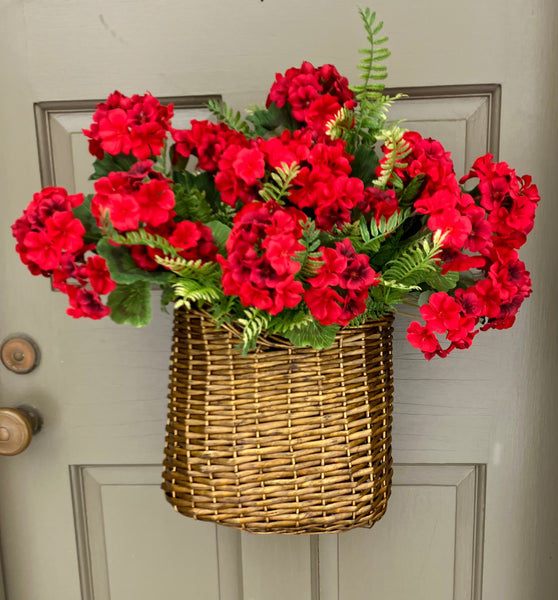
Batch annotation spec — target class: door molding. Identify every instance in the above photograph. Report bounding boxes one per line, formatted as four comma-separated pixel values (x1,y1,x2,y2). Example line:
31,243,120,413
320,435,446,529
33,94,221,189
70,463,486,600
317,463,487,600
34,85,501,192
386,84,501,160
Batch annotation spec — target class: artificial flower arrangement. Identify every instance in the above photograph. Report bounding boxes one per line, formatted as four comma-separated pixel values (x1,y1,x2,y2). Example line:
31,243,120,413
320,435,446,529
12,8,539,359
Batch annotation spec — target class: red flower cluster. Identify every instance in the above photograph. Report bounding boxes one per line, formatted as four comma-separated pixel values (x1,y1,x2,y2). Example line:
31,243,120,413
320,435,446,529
83,91,174,160
172,120,263,207
131,219,217,272
407,152,540,358
305,239,380,325
266,61,356,136
92,160,175,231
12,187,115,319
91,160,216,271
287,136,365,231
357,187,400,225
173,120,366,232
218,201,306,314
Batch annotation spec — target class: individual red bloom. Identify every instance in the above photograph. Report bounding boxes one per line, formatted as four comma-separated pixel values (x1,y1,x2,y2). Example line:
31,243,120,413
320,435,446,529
446,316,478,344
22,230,61,271
232,148,266,185
407,321,441,355
272,276,304,313
455,287,484,318
262,234,304,276
214,169,240,207
239,281,273,311
308,246,346,288
307,140,352,177
304,286,344,325
305,94,341,134
172,120,248,172
260,128,312,169
130,245,160,271
415,189,457,216
97,109,133,155
106,193,141,231
45,211,85,253
464,204,492,253
338,291,368,324
287,77,322,121
468,279,503,319
440,249,485,274
314,193,352,231
85,256,116,295
249,257,283,289
419,292,462,333
136,179,175,227
66,286,111,320
168,221,202,250
427,208,472,249
358,187,399,225
337,248,379,290
130,122,167,160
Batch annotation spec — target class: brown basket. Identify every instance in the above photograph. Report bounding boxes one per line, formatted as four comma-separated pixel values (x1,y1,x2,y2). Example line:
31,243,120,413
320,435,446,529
162,307,394,534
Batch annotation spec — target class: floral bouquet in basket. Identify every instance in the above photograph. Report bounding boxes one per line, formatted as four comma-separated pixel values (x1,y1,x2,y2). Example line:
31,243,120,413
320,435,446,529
12,8,539,359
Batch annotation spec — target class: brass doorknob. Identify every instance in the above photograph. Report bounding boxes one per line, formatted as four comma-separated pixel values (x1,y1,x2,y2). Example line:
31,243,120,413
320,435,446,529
0,405,43,456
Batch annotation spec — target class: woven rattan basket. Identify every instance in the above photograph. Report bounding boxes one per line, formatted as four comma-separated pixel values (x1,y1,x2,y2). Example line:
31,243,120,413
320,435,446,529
162,307,394,534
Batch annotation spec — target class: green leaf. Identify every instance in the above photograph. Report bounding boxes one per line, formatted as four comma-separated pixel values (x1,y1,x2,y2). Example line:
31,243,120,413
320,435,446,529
89,153,137,181
423,269,459,293
284,320,339,350
350,144,380,186
96,238,174,285
246,102,295,135
398,175,426,207
172,182,215,222
207,99,252,135
207,220,231,255
73,194,102,244
107,281,152,327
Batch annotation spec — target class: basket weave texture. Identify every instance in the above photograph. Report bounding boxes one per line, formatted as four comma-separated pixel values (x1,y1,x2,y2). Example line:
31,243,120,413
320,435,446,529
162,308,394,534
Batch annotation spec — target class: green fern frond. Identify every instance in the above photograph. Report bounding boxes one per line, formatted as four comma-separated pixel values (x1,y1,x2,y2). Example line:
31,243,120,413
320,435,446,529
293,219,323,278
373,125,411,188
381,234,443,290
237,308,272,354
154,255,220,279
344,9,400,150
259,162,301,204
172,279,222,310
267,309,314,336
173,183,215,223
207,98,251,135
325,106,355,140
106,227,183,259
348,298,391,325
210,294,242,326
368,207,411,239
351,8,391,101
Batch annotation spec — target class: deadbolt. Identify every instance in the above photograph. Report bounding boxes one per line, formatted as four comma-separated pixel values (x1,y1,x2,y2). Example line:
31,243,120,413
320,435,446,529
1,335,40,374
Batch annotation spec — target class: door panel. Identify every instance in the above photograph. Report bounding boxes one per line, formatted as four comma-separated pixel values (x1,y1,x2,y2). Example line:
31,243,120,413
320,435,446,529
1,1,557,599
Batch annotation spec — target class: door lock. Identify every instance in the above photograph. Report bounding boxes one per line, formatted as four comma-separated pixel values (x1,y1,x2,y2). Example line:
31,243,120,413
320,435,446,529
0,405,43,456
1,335,40,374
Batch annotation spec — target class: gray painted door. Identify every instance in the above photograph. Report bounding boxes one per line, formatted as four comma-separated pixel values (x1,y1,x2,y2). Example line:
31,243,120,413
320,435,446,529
1,1,557,599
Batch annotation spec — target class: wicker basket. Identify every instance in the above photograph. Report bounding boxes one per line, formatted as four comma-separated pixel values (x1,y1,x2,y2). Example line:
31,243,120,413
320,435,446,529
162,307,394,534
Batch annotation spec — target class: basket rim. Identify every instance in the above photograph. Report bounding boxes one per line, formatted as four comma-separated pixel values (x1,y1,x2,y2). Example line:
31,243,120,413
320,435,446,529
176,306,395,351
